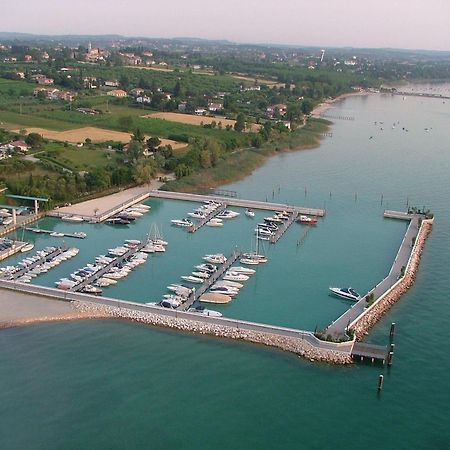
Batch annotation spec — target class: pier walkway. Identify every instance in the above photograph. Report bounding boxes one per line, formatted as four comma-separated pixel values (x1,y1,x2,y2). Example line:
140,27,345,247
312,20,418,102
179,250,242,311
149,190,325,216
351,342,388,363
270,212,299,244
71,241,148,292
188,203,226,233
24,227,86,239
325,213,420,336
9,247,64,280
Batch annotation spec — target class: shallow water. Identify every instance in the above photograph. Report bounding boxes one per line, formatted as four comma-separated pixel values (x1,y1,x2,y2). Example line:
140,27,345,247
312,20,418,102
1,90,449,449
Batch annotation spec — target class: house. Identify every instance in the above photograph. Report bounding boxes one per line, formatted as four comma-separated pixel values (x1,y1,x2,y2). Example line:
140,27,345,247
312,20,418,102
83,76,98,89
130,88,145,97
24,54,33,62
266,103,287,118
8,140,29,152
136,96,151,104
107,89,127,98
178,102,187,112
104,80,119,87
208,102,223,112
34,74,54,85
195,108,206,116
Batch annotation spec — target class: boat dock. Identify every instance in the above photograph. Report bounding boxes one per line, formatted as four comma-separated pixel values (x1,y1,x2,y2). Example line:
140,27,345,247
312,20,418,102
149,190,325,216
9,247,64,280
71,241,148,292
188,203,227,233
351,342,389,363
270,212,299,244
0,241,28,262
24,227,86,239
178,250,242,311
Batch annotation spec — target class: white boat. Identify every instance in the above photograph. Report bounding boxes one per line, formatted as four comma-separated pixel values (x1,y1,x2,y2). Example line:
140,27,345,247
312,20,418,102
240,258,260,265
134,203,151,210
20,243,34,252
50,232,65,237
171,219,193,227
242,252,268,263
206,219,223,227
181,275,204,284
223,273,249,282
216,210,240,219
230,266,256,275
203,254,226,264
188,211,206,219
73,231,87,238
245,209,255,218
124,210,143,217
192,271,210,279
214,280,243,289
187,306,223,317
199,293,232,304
61,215,84,223
82,285,102,295
151,238,168,246
329,287,361,302
195,264,217,273
159,298,181,308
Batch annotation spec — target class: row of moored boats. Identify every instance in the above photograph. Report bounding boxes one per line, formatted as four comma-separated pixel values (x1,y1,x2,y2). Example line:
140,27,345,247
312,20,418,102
0,246,79,283
106,203,151,225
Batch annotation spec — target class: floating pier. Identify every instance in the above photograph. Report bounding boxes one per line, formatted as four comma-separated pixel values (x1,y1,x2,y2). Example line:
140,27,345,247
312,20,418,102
178,250,242,311
188,203,227,233
70,241,148,292
351,342,389,364
149,190,325,217
24,227,86,239
270,211,299,244
9,247,64,280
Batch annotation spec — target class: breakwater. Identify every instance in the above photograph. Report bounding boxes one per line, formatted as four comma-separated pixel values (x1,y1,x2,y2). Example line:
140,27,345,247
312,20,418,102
74,301,353,364
349,219,433,340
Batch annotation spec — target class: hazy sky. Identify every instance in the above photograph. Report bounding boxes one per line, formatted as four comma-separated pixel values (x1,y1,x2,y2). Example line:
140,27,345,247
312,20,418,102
2,0,450,51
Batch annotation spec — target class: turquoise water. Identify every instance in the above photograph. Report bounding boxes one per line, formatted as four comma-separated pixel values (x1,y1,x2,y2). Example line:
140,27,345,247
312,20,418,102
1,91,449,449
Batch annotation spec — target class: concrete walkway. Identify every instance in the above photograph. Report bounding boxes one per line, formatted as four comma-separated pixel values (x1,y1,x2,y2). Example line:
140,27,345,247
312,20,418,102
326,215,420,336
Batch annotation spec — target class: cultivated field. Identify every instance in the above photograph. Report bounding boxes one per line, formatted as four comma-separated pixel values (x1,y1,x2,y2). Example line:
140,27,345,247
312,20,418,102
144,112,261,132
9,126,187,149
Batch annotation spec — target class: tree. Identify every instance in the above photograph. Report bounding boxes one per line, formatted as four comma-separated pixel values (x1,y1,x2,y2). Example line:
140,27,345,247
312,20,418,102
301,99,314,115
127,140,142,161
132,128,145,143
146,136,161,150
25,132,44,149
234,113,246,132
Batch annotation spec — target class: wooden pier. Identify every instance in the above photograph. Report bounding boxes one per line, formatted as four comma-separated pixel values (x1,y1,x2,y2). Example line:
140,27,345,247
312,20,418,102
9,247,64,280
149,190,325,216
178,250,242,311
24,227,86,239
0,241,28,262
71,242,148,292
188,203,227,233
270,212,299,244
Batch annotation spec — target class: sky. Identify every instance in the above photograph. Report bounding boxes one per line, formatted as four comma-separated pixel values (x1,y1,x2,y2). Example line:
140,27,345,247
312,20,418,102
2,0,450,51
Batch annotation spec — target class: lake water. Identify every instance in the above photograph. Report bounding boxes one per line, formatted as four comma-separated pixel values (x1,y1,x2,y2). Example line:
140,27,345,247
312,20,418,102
1,91,449,449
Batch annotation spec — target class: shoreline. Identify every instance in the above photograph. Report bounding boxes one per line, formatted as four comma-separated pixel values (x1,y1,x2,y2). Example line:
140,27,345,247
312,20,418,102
311,90,371,117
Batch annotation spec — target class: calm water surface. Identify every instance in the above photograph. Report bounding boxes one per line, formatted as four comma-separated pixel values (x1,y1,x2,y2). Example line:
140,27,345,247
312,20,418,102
1,91,449,449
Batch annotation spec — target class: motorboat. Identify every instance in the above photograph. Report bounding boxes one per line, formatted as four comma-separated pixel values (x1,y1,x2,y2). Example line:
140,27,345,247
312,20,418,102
203,254,226,264
171,219,193,227
245,209,255,218
187,306,223,317
124,209,143,217
329,287,361,302
223,273,249,282
230,266,256,275
106,217,130,225
195,263,217,273
150,238,168,246
192,271,210,279
297,215,318,225
188,211,206,219
134,203,151,210
181,275,204,284
73,232,87,238
216,210,240,219
264,216,283,224
159,298,181,309
20,243,34,252
61,215,84,223
206,219,223,227
255,228,274,236
240,257,260,265
82,285,102,295
50,232,65,237
214,280,244,289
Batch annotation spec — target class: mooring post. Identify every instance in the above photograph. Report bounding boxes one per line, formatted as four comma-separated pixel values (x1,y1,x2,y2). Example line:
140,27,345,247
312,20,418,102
390,343,395,354
390,322,396,339
387,351,394,366
378,374,384,391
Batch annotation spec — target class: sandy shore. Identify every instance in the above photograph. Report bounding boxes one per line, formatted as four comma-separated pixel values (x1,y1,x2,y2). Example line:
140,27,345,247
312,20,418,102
0,289,105,328
311,91,371,117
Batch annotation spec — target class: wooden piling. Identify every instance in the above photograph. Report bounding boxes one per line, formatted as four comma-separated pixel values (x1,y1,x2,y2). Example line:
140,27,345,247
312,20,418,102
389,322,396,338
378,374,384,391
